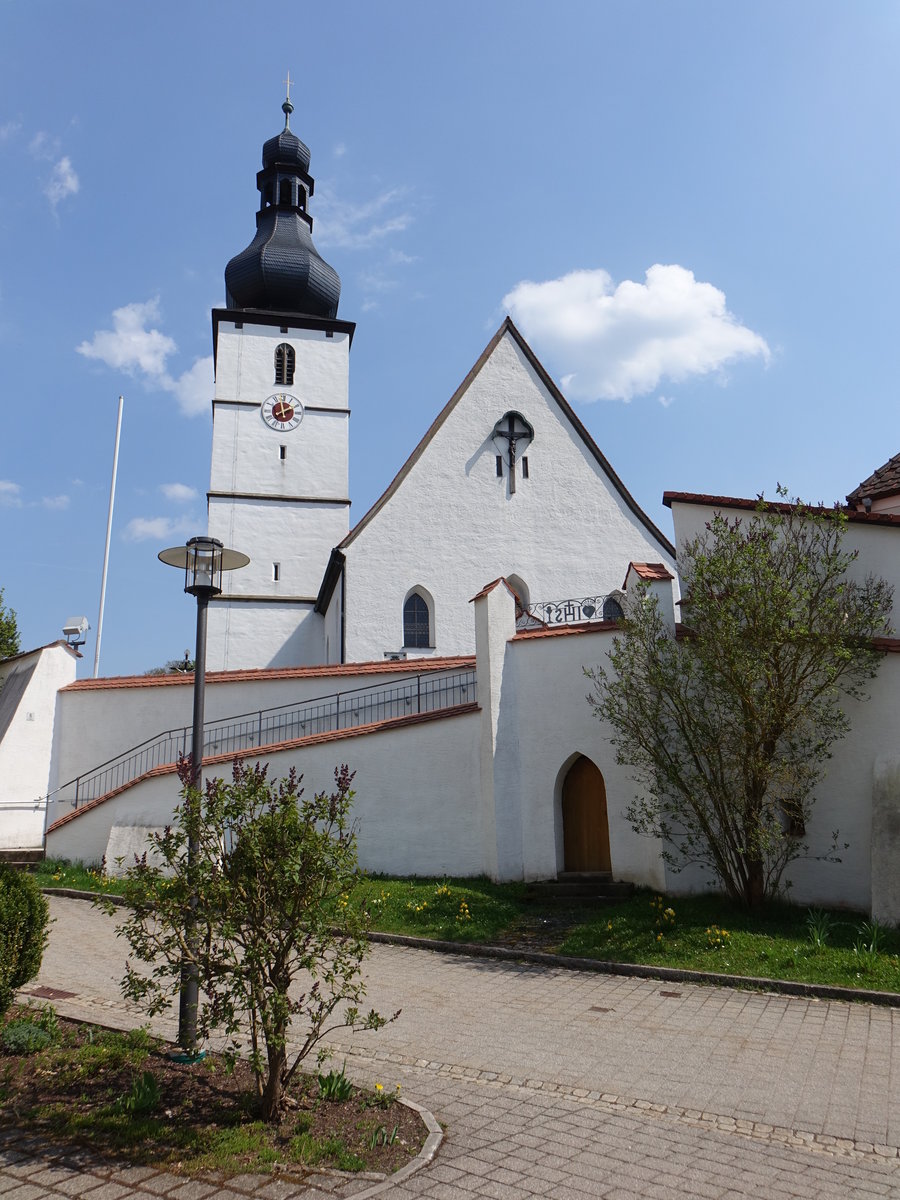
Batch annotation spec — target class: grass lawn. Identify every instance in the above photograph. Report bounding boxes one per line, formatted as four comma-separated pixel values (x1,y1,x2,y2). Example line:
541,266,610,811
558,892,900,993
0,1007,424,1178
35,861,900,993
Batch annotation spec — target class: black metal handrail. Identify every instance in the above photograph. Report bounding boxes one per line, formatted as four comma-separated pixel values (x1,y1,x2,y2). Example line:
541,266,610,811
518,594,624,629
53,668,477,811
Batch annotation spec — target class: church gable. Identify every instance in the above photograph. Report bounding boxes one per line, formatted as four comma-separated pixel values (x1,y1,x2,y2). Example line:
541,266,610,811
337,319,675,662
341,317,673,557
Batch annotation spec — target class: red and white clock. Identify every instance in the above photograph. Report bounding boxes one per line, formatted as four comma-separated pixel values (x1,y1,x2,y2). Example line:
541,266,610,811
261,392,304,431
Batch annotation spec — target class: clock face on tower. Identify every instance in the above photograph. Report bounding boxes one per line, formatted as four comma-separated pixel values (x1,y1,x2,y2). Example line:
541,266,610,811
261,392,304,431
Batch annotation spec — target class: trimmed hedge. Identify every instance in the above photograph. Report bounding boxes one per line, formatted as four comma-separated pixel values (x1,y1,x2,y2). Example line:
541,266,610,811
0,864,49,1018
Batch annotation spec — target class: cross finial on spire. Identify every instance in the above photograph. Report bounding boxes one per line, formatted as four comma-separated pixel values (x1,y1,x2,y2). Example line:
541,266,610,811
282,71,294,130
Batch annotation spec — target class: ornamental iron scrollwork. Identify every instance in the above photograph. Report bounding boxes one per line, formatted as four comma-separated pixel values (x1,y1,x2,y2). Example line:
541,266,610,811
517,594,625,630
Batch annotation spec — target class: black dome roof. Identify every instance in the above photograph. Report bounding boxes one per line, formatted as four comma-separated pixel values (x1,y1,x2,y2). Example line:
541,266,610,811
224,97,340,319
262,127,310,173
225,211,340,318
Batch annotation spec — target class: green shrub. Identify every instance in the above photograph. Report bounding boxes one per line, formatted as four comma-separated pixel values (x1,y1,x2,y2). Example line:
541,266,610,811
0,864,49,1018
317,1062,353,1102
2,1019,52,1054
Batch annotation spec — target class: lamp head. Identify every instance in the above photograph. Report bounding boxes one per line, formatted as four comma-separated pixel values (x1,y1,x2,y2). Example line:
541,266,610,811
159,537,250,597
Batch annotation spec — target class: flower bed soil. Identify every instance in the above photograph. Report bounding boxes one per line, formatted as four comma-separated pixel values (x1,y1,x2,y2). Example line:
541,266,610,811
0,1009,426,1179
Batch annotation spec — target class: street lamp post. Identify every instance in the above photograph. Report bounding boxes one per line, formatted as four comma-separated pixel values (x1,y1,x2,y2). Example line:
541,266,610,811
158,536,249,1054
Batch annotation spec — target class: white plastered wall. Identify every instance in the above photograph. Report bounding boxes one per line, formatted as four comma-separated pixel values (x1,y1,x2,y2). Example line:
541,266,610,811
474,582,668,886
666,499,900,911
343,330,675,662
207,319,351,670
47,709,482,877
47,662,467,824
0,644,76,848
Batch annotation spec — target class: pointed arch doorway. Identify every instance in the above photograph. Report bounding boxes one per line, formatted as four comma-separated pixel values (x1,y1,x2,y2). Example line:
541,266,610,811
561,756,611,872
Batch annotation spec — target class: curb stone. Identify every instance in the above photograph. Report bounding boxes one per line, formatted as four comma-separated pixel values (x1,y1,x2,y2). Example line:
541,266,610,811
40,887,900,1007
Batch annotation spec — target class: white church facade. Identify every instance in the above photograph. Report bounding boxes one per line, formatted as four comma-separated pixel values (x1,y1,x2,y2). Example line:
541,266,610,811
203,92,675,672
3,100,900,924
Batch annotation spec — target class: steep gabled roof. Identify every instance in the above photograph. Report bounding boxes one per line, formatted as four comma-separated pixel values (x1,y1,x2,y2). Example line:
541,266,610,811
624,562,674,587
336,317,675,557
847,452,900,504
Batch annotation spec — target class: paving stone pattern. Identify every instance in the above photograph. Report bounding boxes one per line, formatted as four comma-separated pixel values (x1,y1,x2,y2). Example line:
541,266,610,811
2,896,898,1198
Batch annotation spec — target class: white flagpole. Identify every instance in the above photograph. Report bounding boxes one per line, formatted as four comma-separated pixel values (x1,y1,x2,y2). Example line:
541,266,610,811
93,395,124,679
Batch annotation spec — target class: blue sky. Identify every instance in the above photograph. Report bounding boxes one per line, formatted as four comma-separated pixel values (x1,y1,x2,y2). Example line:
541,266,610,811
1,2,898,677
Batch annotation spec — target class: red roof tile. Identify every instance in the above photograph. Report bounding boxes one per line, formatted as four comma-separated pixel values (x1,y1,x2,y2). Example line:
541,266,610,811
514,621,619,641
625,562,674,585
663,492,900,529
62,655,475,692
469,577,516,603
847,453,900,504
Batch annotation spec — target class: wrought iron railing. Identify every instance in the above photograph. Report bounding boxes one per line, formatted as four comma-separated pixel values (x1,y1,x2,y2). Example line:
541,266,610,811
518,594,625,630
53,668,476,811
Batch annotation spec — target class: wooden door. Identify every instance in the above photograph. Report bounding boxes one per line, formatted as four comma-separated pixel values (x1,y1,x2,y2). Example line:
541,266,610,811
562,756,611,872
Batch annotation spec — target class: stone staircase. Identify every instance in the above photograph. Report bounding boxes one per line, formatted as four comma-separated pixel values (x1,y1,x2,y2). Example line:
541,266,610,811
0,848,45,867
524,871,635,905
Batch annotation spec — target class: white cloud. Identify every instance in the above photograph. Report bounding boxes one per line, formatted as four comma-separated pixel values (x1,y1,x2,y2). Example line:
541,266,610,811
0,120,21,143
316,187,413,250
333,142,347,158
45,156,79,211
124,515,197,543
41,494,70,510
77,299,175,377
503,264,770,402
29,131,57,160
0,480,22,507
160,482,198,504
658,394,675,408
170,355,213,417
76,299,211,417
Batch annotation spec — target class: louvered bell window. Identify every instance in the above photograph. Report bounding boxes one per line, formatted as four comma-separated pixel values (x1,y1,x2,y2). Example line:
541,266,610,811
274,343,295,385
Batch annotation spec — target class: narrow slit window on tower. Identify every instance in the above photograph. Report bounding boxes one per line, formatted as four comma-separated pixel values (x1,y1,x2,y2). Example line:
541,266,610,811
522,456,529,479
279,445,287,461
273,563,281,582
274,342,295,385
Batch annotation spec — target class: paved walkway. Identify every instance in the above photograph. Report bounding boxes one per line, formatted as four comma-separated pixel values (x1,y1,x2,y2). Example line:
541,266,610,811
2,896,899,1198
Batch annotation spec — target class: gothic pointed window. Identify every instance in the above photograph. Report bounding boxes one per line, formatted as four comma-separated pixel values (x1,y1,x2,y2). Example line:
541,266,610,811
274,343,295,386
602,596,624,622
403,591,432,648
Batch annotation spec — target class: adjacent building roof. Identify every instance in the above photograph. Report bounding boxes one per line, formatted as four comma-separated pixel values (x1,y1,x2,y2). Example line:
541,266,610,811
847,452,900,505
663,491,900,529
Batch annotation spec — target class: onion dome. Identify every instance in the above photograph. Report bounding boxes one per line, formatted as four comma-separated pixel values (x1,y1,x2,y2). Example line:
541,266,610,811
262,126,310,174
225,93,340,319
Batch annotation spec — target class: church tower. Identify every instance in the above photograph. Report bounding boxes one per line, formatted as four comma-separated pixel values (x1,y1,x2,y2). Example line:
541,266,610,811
206,90,355,670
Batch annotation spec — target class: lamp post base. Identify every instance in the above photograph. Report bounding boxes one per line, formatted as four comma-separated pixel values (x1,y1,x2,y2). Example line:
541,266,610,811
167,1048,207,1065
